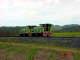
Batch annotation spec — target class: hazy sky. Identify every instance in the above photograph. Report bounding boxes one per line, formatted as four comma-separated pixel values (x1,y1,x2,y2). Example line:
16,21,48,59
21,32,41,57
0,0,80,26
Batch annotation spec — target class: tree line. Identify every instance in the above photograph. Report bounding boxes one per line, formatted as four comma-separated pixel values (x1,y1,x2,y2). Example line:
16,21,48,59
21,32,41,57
0,24,80,36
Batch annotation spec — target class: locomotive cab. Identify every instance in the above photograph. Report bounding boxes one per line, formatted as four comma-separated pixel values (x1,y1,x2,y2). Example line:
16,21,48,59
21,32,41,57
40,24,52,37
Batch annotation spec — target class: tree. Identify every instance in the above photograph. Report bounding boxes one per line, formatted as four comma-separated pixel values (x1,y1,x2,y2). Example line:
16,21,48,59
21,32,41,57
61,24,80,32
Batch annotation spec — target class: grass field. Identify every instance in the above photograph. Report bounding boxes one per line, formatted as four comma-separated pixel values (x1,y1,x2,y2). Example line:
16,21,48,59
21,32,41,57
0,42,80,60
53,32,80,37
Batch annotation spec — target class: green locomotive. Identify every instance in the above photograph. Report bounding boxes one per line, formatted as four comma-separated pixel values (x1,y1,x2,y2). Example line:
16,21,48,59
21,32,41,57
20,24,53,37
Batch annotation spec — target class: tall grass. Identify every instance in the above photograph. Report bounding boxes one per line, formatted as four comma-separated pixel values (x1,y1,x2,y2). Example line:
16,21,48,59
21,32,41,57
53,32,80,37
0,42,80,60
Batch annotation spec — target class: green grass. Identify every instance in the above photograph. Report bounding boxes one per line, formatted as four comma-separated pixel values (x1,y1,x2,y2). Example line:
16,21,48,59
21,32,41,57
0,42,80,60
74,52,80,60
53,32,80,37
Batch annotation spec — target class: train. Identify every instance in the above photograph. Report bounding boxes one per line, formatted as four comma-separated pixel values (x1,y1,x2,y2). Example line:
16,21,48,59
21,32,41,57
19,24,53,37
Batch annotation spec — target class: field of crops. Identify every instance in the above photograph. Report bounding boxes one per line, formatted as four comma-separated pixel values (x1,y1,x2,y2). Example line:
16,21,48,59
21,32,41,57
0,42,80,60
53,32,80,37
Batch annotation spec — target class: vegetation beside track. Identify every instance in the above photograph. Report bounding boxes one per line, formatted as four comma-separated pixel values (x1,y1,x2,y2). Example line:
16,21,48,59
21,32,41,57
53,32,80,37
0,42,80,60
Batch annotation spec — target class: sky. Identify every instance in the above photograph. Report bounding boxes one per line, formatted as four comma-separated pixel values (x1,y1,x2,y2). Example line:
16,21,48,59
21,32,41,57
0,0,80,26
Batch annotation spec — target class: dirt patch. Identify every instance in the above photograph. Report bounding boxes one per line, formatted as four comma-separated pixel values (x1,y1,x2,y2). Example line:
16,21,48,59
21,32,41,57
56,51,74,60
0,49,6,60
7,53,26,60
33,49,51,60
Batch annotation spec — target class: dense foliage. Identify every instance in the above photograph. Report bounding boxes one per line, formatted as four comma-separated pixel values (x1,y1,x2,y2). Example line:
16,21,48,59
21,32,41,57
53,24,80,32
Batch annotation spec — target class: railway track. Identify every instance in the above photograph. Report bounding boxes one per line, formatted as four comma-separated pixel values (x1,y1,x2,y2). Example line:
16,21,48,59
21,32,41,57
0,37,80,41
0,37,80,48
0,37,80,40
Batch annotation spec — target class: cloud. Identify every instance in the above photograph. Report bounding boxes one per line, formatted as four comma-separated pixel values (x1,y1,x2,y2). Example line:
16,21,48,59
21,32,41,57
0,0,80,26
